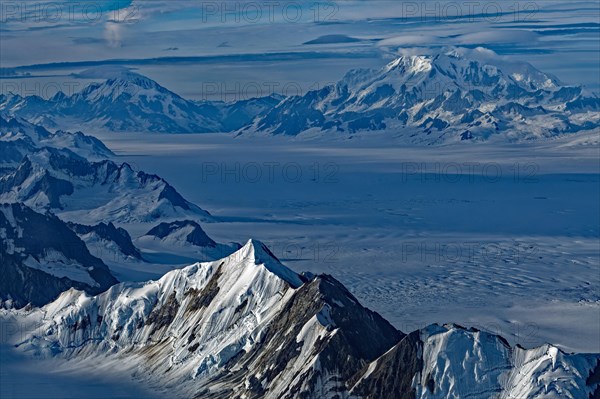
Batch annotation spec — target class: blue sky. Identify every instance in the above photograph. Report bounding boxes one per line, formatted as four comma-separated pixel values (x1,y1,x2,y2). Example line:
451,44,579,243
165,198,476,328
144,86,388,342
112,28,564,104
1,1,598,99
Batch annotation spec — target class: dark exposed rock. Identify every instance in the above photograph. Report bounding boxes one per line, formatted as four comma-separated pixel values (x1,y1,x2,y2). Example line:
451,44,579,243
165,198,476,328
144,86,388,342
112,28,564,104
234,298,248,314
186,263,223,312
0,252,102,308
146,220,217,248
67,221,142,259
588,359,600,385
146,292,180,335
189,273,403,399
589,360,600,399
158,184,191,210
0,203,118,308
349,331,423,399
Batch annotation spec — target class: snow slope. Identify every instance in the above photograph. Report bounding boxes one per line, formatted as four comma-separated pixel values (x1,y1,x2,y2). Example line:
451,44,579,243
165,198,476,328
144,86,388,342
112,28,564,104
351,324,599,399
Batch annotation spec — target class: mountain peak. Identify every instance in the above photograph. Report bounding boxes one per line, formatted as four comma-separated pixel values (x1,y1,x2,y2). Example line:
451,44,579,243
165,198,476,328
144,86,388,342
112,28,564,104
249,47,597,140
230,239,304,288
73,66,158,89
106,72,161,90
12,231,599,398
386,55,433,74
241,238,278,261
78,72,169,103
383,49,560,90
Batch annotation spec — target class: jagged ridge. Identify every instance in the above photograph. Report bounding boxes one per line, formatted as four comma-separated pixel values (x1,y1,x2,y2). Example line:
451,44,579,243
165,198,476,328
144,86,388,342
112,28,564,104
13,240,600,398
0,114,113,169
0,147,211,225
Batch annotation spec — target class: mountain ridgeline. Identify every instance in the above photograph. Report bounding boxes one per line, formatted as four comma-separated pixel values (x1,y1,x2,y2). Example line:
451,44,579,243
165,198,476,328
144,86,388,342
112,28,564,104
0,146,211,225
1,49,598,142
0,114,113,170
0,114,226,308
13,240,600,399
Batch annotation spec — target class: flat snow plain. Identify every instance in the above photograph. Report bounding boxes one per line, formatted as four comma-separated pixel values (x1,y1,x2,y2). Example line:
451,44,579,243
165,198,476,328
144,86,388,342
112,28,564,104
92,131,600,354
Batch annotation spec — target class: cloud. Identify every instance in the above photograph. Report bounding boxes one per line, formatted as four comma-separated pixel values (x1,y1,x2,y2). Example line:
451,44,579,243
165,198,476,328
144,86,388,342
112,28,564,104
377,35,437,47
456,30,539,45
71,65,135,79
104,22,123,48
303,35,362,45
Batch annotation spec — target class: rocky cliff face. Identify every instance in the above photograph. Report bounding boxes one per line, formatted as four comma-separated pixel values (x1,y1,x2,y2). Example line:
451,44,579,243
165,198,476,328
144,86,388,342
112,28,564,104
67,221,143,260
0,203,118,308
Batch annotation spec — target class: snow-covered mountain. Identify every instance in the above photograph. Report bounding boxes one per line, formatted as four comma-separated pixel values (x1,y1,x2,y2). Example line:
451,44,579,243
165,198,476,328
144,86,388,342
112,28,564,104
13,240,600,398
0,114,113,170
0,147,212,225
67,221,143,263
351,324,600,399
245,48,600,142
2,50,596,141
136,220,240,262
206,95,283,132
0,70,221,133
0,69,279,134
0,203,118,308
146,220,218,248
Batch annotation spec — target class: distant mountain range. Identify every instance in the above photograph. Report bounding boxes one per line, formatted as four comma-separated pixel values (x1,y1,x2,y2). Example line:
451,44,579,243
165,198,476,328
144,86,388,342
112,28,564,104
0,114,112,170
246,49,599,142
1,48,598,142
0,115,233,307
0,146,211,225
13,240,600,398
0,70,280,134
